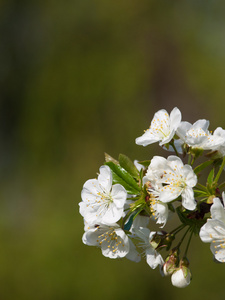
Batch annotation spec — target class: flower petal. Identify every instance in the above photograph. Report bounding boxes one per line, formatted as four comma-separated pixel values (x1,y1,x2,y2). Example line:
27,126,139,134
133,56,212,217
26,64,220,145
111,184,127,208
98,165,112,192
210,197,225,223
181,187,196,211
146,247,164,269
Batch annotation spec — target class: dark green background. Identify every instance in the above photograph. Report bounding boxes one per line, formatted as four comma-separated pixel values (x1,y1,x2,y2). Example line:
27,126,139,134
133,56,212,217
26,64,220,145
0,1,225,299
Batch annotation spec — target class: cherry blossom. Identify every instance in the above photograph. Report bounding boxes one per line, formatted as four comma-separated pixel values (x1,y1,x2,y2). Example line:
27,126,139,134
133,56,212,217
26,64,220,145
79,165,127,225
135,107,181,147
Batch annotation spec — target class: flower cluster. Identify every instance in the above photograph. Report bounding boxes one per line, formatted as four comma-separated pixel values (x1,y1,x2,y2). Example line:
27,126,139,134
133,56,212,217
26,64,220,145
79,107,225,288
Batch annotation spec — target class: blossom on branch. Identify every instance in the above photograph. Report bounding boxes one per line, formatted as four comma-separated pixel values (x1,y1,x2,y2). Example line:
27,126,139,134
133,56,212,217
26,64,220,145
135,107,182,147
79,165,127,225
133,227,164,269
145,155,197,211
176,119,225,151
83,223,130,259
200,192,225,262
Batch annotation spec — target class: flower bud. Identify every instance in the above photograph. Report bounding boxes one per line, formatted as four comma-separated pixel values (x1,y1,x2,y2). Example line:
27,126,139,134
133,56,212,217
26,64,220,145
163,248,179,276
171,258,191,288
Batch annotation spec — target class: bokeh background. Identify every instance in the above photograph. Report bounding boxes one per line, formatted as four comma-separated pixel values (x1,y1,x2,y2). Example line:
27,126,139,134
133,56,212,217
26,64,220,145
1,0,225,299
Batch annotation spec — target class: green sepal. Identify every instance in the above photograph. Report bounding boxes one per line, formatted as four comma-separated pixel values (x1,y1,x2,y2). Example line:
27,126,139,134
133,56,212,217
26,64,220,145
118,154,139,180
193,189,208,198
207,168,215,186
194,160,214,175
105,161,141,194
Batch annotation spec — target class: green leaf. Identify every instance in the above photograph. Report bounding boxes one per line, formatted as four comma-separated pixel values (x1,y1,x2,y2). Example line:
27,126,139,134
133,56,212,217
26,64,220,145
137,160,151,168
105,161,141,194
194,160,214,175
119,154,139,180
104,152,119,164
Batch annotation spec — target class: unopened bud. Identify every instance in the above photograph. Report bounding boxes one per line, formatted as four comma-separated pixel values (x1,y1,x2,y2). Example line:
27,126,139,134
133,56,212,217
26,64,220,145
163,248,179,276
171,258,191,288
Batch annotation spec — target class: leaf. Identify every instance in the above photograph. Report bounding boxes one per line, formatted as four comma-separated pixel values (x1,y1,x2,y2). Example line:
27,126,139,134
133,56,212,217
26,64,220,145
105,161,141,194
119,154,139,180
104,152,119,164
109,169,140,194
137,160,151,168
194,160,214,175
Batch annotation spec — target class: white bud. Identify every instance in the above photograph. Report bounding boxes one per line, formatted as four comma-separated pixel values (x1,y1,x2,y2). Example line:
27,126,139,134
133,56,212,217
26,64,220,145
171,267,191,288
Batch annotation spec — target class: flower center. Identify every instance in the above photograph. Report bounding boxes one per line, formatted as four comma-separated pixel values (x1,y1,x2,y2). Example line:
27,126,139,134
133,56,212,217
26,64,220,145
96,227,124,252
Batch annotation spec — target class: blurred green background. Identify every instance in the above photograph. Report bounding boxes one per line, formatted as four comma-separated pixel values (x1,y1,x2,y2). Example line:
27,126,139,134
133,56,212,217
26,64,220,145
1,0,225,299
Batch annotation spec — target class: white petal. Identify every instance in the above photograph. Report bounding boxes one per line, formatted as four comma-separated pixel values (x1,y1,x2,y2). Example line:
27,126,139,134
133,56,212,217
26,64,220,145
182,165,197,187
152,201,169,227
210,198,225,223
132,227,150,244
81,179,101,200
146,247,164,269
98,165,112,192
101,230,129,259
83,228,100,246
131,214,150,229
192,119,209,131
159,185,182,203
200,219,225,242
169,107,182,130
181,187,196,211
210,241,225,263
125,239,141,263
101,203,123,224
176,121,192,141
111,184,127,208
135,129,160,146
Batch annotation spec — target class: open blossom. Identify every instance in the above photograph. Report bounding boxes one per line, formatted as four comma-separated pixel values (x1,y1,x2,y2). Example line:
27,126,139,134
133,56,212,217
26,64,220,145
79,165,127,225
133,227,164,269
83,223,130,259
176,119,225,151
143,179,169,227
135,107,181,147
200,193,225,262
146,155,197,210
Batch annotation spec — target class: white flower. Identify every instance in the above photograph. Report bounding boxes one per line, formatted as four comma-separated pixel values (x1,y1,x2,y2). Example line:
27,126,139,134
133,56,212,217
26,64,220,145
135,107,182,147
176,119,224,151
200,193,225,262
82,223,130,259
171,267,191,288
146,155,197,211
143,171,170,227
79,165,127,224
151,200,169,228
133,227,164,269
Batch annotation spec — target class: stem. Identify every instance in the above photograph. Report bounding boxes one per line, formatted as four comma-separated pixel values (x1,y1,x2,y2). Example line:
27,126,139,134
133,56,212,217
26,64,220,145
188,155,192,165
177,226,190,248
170,140,179,157
170,224,186,235
184,227,195,257
191,156,195,166
214,156,225,184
